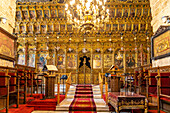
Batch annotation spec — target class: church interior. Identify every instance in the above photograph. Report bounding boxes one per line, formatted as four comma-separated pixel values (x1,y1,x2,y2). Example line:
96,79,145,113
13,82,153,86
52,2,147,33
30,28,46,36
0,0,169,113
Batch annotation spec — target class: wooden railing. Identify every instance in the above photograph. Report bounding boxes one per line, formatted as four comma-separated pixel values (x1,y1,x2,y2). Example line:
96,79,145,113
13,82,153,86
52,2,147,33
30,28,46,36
56,72,71,105
99,73,103,98
65,72,72,98
99,72,108,104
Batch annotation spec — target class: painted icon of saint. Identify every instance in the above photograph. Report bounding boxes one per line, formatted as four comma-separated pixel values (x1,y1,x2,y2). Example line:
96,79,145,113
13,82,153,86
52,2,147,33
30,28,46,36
29,10,35,19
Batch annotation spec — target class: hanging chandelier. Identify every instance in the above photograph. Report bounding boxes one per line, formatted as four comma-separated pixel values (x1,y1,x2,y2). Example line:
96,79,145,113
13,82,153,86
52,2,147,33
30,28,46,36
65,0,110,32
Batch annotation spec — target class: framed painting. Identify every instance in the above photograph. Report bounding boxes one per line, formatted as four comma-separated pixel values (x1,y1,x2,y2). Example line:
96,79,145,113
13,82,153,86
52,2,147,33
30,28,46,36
51,9,57,18
116,9,122,18
93,54,101,69
151,27,170,60
18,54,25,65
34,23,40,34
57,54,65,69
67,24,72,32
58,9,65,18
54,23,60,32
67,54,77,69
16,11,21,20
38,54,47,70
28,54,35,67
27,24,33,34
44,10,50,19
104,54,112,68
60,24,65,32
41,25,47,34
29,10,36,19
36,10,42,19
126,23,131,31
106,24,111,32
130,8,135,18
123,9,129,18
22,10,29,20
109,8,115,18
113,24,118,31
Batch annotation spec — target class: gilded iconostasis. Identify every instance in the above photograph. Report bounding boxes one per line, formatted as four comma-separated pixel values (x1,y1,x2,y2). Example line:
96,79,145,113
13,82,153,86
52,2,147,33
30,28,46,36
15,0,152,84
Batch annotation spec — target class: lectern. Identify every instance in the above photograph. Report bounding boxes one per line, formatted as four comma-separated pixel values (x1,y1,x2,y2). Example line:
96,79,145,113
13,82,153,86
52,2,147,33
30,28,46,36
44,65,58,99
108,65,122,92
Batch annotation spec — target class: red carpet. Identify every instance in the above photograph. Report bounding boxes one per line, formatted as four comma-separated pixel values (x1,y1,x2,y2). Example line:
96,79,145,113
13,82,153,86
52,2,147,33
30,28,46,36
69,84,96,113
27,95,65,110
0,94,65,113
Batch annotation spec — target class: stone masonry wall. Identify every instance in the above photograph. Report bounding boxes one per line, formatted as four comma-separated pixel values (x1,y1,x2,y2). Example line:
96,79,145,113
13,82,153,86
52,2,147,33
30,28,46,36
0,0,16,34
150,0,170,33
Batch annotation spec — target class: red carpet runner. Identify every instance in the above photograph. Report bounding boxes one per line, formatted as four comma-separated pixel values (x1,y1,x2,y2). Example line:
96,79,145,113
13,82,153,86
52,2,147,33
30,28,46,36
69,84,97,113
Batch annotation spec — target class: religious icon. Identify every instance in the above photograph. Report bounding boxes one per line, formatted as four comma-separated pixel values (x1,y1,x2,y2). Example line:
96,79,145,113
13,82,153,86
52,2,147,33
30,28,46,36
15,25,19,34
60,24,65,32
22,10,28,19
41,25,47,34
123,9,129,18
34,24,40,34
106,24,111,32
126,54,135,67
29,10,35,19
130,9,135,18
67,24,72,32
140,23,146,31
28,54,35,67
20,25,26,33
113,24,118,31
39,54,47,68
133,24,138,31
67,54,77,69
119,24,125,31
57,54,65,69
36,10,42,19
18,54,25,65
114,50,123,69
109,8,115,18
104,54,112,68
116,9,122,18
16,11,21,20
126,23,131,31
58,9,65,18
143,9,148,17
54,24,59,32
136,9,142,17
48,24,53,33
44,10,50,19
27,24,33,33
51,10,57,18
93,54,101,69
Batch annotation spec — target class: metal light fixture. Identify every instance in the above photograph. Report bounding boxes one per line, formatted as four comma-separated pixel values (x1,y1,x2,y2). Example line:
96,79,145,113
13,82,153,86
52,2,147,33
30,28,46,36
65,0,109,32
162,16,170,23
0,17,7,24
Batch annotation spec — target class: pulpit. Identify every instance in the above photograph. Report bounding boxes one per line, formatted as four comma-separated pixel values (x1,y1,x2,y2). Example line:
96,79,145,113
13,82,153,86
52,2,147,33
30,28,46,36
44,65,58,99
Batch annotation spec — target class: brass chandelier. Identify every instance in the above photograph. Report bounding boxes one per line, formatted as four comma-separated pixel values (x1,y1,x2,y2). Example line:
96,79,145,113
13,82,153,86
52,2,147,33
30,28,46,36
65,0,110,32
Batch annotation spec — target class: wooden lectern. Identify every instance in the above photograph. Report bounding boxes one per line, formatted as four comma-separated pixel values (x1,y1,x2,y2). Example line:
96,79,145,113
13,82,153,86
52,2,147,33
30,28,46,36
108,65,123,92
44,65,58,99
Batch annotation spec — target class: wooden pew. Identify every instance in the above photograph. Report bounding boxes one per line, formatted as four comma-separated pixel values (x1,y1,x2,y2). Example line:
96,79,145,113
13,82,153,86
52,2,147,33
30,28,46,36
0,66,18,113
15,64,42,103
147,66,170,113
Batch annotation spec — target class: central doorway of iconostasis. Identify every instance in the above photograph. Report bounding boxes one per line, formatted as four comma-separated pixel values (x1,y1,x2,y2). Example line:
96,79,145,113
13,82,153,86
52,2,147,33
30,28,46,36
78,50,91,84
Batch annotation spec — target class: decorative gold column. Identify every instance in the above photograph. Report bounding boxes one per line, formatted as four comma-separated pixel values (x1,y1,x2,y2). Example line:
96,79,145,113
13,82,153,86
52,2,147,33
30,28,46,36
123,50,126,73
